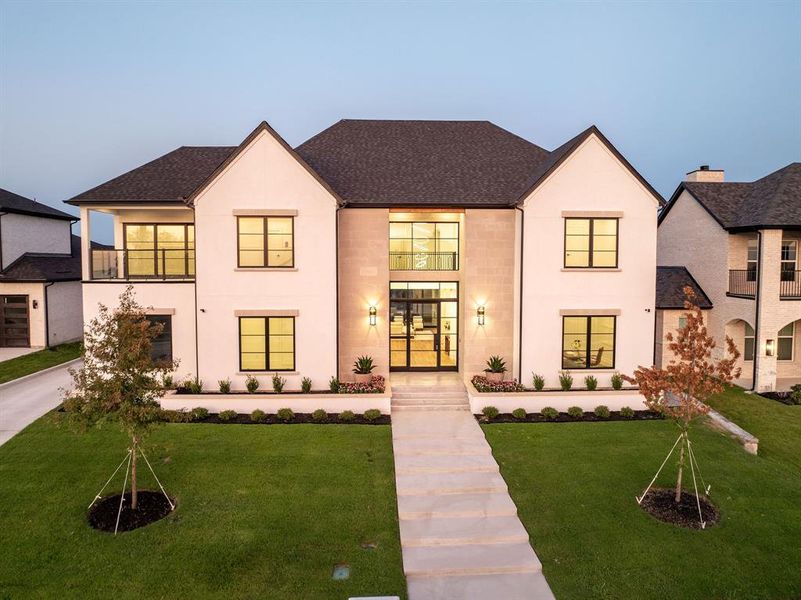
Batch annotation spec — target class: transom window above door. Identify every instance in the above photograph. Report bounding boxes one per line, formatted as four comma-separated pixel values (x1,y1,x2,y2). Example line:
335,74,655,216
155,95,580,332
564,218,618,268
238,216,294,268
389,221,459,271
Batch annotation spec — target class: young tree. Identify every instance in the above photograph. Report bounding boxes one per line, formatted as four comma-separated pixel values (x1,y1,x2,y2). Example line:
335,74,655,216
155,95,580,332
63,286,177,510
627,286,740,504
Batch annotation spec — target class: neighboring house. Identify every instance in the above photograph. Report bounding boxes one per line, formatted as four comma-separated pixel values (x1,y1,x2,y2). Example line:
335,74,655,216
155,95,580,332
658,163,801,392
67,120,662,390
0,188,90,349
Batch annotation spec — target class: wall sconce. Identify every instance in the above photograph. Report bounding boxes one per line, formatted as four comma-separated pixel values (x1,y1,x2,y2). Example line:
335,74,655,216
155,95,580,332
369,306,377,326
32,300,38,309
766,339,775,357
477,305,486,326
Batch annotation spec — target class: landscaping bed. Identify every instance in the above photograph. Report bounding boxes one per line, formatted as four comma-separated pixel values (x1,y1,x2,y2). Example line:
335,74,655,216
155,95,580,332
88,491,174,533
478,409,661,424
639,488,719,530
177,410,391,426
758,390,801,406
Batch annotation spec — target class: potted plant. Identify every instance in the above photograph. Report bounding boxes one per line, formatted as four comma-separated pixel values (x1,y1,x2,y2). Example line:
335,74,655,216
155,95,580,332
353,355,375,384
484,355,507,382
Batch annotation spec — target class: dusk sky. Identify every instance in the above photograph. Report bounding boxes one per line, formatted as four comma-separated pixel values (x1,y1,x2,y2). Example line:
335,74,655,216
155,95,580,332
1,1,799,244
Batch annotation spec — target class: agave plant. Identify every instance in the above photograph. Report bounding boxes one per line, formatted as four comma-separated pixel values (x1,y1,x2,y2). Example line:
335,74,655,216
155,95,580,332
485,355,507,374
353,355,375,375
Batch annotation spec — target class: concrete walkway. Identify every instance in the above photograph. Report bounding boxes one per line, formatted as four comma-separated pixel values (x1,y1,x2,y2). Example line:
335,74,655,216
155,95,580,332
391,383,554,600
0,360,79,446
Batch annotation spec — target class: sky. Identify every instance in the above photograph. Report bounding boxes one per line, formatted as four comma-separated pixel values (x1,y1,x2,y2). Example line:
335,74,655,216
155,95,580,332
1,1,799,244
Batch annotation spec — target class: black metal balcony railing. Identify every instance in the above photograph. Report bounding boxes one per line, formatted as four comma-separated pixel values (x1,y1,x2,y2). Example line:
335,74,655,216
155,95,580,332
728,269,757,297
389,252,458,271
780,270,801,298
91,249,195,280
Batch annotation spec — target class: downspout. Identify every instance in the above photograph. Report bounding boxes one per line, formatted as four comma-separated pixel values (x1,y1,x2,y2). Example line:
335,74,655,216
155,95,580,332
335,206,342,380
515,205,525,383
191,204,200,379
44,281,54,348
751,230,762,391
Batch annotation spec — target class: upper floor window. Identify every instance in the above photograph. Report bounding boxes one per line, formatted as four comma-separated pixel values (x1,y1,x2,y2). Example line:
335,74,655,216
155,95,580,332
389,221,459,271
746,238,759,282
239,316,295,371
564,218,618,268
562,315,616,369
238,216,294,268
781,240,797,282
124,224,195,278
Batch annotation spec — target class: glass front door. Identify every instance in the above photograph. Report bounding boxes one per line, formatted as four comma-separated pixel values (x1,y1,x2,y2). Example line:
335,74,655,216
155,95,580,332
390,282,458,371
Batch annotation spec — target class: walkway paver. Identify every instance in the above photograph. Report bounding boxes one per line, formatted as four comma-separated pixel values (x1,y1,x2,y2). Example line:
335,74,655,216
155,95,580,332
391,383,554,600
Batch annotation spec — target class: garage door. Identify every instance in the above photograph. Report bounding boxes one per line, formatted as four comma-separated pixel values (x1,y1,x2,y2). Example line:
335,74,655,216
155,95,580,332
0,295,30,347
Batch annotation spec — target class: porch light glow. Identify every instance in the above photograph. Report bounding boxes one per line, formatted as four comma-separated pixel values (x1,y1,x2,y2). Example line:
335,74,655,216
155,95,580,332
766,339,775,357
369,305,377,326
477,305,486,326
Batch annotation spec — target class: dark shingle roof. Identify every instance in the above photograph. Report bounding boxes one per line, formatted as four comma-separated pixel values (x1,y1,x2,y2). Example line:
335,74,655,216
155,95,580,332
661,163,801,231
0,188,74,220
68,146,237,203
0,235,107,282
295,120,550,206
656,266,713,309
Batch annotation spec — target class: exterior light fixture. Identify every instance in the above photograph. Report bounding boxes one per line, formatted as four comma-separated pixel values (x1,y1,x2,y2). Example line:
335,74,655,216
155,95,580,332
766,339,775,357
32,300,38,309
477,305,485,326
369,306,377,326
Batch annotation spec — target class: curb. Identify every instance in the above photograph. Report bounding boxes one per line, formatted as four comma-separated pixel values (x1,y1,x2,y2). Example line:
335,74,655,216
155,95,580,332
0,358,82,391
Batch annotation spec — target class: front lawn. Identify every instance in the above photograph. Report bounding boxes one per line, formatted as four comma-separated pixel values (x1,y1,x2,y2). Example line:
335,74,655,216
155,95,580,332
0,419,406,599
484,397,801,599
0,342,81,384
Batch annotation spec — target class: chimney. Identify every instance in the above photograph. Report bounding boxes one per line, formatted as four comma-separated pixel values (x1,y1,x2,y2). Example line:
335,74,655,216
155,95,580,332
685,165,724,183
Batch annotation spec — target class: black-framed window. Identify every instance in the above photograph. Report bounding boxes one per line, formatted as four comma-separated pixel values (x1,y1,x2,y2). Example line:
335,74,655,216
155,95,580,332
781,240,797,282
744,322,755,361
123,224,195,278
237,216,294,268
389,221,459,270
562,315,616,369
239,316,295,371
564,218,618,268
746,238,759,282
778,322,794,361
145,315,172,364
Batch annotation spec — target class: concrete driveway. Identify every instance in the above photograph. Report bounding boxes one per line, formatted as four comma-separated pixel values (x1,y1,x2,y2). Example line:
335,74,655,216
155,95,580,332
0,359,80,446
0,347,39,362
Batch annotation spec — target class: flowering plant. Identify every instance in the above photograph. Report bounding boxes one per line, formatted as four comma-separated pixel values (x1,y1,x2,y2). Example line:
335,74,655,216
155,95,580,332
471,375,525,393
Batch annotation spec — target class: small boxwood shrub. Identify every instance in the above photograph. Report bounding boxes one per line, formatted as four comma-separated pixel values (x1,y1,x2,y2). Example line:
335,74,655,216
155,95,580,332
272,374,286,393
245,375,259,393
329,376,340,393
301,377,312,393
312,409,328,423
338,410,355,422
190,407,209,421
162,409,189,423
188,377,203,394
218,378,231,394
363,409,382,422
611,371,624,391
594,405,610,419
482,406,499,421
789,384,801,405
218,409,237,423
276,407,294,422
250,409,267,423
532,373,545,391
559,371,573,391
584,375,598,391
512,408,527,420
620,406,635,419
541,406,559,420
567,406,583,419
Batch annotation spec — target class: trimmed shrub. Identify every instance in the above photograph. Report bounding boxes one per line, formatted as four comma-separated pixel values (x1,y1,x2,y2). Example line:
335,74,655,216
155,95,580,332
482,406,499,421
162,374,174,390
218,378,231,394
541,406,559,420
245,375,259,393
584,375,598,391
301,377,312,393
338,410,356,423
250,409,267,423
471,376,525,393
790,384,801,405
218,410,237,423
162,409,189,423
512,408,527,420
190,407,209,421
363,409,382,422
611,372,624,391
532,373,545,391
559,371,573,391
272,374,286,393
594,405,610,419
567,406,583,419
276,408,294,422
620,406,635,419
188,377,203,394
312,409,328,423
329,376,340,393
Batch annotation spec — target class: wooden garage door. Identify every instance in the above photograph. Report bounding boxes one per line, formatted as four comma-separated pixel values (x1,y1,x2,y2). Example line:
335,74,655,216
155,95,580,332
0,295,30,347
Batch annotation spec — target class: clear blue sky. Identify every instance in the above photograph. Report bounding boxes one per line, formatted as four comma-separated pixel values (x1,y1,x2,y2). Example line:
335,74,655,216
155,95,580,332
1,1,799,243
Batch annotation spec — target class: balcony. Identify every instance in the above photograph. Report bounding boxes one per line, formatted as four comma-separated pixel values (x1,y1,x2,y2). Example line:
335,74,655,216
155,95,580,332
389,252,458,271
728,269,801,299
91,249,195,281
781,270,801,298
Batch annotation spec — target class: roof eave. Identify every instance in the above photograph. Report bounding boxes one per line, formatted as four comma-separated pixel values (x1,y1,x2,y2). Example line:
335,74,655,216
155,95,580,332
0,207,75,221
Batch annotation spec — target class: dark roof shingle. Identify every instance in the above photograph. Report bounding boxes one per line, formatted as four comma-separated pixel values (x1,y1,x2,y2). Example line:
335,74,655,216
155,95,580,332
0,188,74,220
656,266,713,309
0,235,106,282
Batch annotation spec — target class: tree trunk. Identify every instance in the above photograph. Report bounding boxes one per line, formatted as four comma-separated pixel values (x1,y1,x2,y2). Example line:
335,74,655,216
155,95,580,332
131,436,138,510
675,434,685,503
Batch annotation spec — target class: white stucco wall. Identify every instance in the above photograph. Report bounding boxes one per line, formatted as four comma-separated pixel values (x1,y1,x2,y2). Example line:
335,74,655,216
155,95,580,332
193,127,338,391
1,213,72,269
519,134,659,387
0,282,45,347
46,281,83,345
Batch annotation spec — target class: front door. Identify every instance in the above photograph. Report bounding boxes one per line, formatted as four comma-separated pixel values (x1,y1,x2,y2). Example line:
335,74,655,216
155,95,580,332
0,295,30,347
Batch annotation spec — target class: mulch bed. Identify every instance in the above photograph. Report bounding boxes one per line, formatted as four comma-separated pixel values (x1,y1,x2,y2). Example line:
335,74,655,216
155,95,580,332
480,410,662,424
639,488,719,529
758,391,800,406
175,389,384,396
88,491,174,533
199,413,391,426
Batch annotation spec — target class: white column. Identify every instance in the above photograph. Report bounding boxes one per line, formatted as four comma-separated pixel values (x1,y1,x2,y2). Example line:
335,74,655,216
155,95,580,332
79,206,91,280
755,229,781,391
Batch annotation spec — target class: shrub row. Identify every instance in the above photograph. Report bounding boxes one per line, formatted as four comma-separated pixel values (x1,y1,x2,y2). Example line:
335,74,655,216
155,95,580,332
162,407,384,424
481,404,637,421
169,374,386,394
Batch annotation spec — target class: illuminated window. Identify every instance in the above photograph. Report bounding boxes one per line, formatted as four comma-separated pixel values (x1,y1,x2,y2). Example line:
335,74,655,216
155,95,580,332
238,217,294,268
239,316,295,371
564,218,618,268
389,221,459,270
562,316,616,369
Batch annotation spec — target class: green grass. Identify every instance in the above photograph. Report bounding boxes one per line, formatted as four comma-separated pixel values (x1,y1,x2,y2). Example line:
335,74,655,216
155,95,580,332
0,342,81,384
0,419,406,599
484,392,801,599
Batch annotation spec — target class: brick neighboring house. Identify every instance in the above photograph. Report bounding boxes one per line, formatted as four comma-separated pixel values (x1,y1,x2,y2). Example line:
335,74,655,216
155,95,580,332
658,163,801,392
67,120,662,391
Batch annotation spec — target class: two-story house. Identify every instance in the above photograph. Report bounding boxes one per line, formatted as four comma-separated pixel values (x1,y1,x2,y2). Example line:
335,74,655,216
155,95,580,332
67,120,661,391
658,163,801,392
0,188,92,351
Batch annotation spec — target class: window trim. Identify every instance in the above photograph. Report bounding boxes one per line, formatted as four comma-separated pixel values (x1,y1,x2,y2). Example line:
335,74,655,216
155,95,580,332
236,216,295,269
238,315,296,372
778,322,794,362
561,315,617,370
122,223,195,278
563,217,619,269
388,220,460,271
